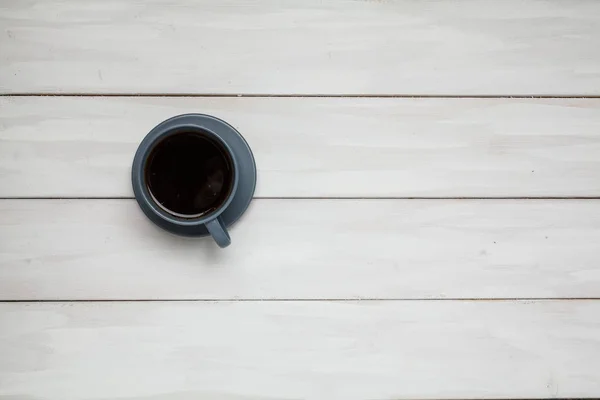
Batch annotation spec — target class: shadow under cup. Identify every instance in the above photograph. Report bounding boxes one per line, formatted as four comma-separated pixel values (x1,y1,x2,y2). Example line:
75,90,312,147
144,130,235,220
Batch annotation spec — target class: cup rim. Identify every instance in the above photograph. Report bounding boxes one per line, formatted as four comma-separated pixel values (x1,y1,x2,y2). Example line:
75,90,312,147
132,115,240,227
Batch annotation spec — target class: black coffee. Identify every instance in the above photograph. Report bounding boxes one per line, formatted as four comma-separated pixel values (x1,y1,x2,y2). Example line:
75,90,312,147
145,131,234,218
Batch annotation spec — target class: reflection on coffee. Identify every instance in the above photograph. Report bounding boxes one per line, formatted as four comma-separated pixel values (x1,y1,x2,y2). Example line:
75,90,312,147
145,131,234,218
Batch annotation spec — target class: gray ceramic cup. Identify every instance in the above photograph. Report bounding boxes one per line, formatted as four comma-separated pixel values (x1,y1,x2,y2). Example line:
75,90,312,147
132,114,256,248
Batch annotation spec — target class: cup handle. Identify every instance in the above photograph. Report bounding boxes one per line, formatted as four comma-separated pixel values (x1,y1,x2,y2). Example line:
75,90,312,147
205,216,231,248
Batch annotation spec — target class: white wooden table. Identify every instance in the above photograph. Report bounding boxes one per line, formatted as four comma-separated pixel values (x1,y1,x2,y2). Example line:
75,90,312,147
1,1,600,399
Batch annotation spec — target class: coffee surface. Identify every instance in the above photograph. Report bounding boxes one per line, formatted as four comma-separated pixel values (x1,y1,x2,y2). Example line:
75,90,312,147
145,131,234,218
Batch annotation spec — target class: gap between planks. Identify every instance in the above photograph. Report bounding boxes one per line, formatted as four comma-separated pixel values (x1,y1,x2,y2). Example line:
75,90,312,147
4,197,600,200
4,93,600,98
2,298,600,303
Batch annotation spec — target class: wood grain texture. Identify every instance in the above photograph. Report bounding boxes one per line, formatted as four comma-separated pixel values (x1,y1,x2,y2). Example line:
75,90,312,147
2,0,600,95
2,96,600,198
2,199,600,300
1,300,600,399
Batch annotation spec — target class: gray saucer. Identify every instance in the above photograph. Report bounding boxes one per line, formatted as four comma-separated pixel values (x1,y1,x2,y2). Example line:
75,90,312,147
132,114,256,238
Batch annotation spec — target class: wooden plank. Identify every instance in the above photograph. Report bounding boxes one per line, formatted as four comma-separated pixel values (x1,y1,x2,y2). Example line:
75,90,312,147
1,300,599,399
1,199,599,300
2,96,600,198
1,0,600,95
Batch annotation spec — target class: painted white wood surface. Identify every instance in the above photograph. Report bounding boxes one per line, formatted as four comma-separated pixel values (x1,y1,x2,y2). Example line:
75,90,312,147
1,300,599,400
3,96,600,198
2,0,600,397
2,0,600,95
2,199,600,300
